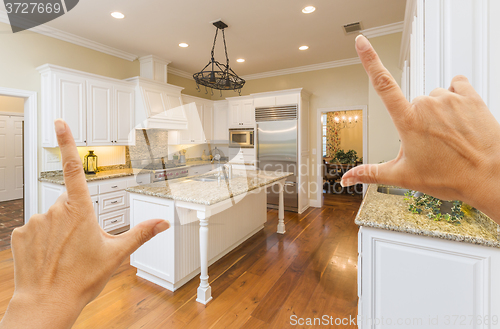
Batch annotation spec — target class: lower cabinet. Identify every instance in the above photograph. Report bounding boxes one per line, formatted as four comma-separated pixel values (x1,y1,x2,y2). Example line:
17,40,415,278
41,174,150,233
358,226,500,328
228,147,255,165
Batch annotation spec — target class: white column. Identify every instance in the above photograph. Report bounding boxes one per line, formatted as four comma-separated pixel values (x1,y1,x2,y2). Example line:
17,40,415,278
277,181,285,234
196,210,212,304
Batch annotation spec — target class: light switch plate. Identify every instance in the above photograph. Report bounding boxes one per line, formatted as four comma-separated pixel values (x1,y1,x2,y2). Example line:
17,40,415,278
312,148,316,155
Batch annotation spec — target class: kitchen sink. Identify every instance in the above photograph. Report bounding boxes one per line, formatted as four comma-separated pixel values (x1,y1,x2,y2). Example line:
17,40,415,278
377,186,411,196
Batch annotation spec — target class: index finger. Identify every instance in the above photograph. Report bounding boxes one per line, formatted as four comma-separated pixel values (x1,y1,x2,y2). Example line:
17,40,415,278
355,35,410,120
54,119,90,202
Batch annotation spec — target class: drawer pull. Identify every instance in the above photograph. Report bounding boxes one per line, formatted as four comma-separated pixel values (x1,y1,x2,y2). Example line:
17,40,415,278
111,185,118,188
110,201,118,204
111,220,118,224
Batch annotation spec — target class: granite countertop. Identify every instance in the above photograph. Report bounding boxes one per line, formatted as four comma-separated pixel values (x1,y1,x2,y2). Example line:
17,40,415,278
39,168,141,185
355,184,500,248
126,169,292,206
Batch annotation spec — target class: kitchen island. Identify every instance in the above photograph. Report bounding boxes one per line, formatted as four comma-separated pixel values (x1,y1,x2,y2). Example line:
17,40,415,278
126,169,292,304
356,184,500,328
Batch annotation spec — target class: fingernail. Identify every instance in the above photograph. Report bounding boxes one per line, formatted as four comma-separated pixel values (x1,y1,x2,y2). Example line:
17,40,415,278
355,34,370,51
153,220,170,236
54,119,66,135
341,177,356,187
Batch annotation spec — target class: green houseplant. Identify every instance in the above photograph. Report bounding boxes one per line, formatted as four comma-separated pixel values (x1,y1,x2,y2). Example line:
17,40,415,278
404,191,466,224
331,149,358,164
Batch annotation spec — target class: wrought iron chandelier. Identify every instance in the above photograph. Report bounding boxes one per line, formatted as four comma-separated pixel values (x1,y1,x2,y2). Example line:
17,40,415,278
193,21,245,96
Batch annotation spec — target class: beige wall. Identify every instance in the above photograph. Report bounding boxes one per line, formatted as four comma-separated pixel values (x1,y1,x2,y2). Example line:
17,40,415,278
368,33,402,164
0,95,25,113
167,74,212,100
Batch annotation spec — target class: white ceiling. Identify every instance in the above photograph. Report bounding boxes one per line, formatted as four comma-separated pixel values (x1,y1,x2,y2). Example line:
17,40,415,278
17,0,406,76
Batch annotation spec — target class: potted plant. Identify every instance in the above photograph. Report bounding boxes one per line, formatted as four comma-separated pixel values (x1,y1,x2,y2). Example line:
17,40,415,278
331,149,358,164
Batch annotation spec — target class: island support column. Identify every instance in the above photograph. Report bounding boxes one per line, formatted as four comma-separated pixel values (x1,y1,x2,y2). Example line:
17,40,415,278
196,210,212,304
277,180,285,234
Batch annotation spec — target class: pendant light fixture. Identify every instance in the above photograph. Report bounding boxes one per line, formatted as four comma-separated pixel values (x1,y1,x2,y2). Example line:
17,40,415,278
193,20,245,95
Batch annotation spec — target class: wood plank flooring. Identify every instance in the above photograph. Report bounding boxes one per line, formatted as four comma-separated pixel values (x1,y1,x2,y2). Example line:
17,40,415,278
0,194,362,328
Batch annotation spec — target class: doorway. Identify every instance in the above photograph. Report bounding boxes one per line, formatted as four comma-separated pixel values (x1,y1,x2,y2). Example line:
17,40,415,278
316,105,368,207
0,96,25,251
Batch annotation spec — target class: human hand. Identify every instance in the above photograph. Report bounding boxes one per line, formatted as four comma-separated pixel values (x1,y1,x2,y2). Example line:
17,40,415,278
0,119,170,329
342,35,500,223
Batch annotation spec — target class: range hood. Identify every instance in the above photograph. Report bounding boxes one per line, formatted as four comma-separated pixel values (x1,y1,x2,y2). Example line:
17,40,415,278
126,56,188,130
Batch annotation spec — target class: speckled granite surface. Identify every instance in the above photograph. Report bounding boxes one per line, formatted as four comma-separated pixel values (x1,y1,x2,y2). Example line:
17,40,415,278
39,168,140,185
126,169,292,206
355,184,500,248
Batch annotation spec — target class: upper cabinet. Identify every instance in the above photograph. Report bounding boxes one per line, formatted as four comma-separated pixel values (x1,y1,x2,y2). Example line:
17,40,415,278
38,64,136,148
168,95,208,145
228,97,254,128
213,101,229,142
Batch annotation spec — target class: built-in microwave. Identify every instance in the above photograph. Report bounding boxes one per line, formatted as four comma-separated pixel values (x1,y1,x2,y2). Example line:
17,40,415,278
229,128,254,148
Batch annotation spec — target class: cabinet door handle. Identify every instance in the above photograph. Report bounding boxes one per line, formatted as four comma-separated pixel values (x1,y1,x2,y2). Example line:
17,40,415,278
111,185,118,188
111,219,118,224
84,140,86,143
111,200,118,204
137,181,142,184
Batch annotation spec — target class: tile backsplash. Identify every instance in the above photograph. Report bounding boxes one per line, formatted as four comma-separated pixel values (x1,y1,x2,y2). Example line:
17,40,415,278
128,129,170,161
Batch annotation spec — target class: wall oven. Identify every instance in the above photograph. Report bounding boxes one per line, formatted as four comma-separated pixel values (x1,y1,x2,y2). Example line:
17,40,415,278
229,128,254,148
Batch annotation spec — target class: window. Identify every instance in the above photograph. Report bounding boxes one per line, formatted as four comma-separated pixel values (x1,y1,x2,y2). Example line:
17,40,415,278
322,113,327,157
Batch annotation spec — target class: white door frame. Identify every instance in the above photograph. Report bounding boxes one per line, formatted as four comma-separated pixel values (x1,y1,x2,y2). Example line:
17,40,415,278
0,87,38,223
315,105,368,207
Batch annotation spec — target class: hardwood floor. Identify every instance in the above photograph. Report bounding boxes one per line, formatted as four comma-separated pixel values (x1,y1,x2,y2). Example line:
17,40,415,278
0,198,362,328
0,199,23,252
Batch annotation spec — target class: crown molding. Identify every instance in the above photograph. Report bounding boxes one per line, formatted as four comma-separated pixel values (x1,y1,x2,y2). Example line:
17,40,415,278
361,21,404,39
0,9,138,61
168,67,193,79
241,58,362,81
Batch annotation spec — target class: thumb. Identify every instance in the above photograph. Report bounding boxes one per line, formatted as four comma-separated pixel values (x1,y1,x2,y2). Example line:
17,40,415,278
115,219,170,256
341,162,394,186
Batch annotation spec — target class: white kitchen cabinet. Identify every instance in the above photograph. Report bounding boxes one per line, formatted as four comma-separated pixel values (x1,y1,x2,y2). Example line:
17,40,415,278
358,226,500,328
41,175,137,233
87,79,113,145
213,101,229,142
228,97,254,128
37,64,136,147
114,86,135,145
53,72,87,146
203,104,213,142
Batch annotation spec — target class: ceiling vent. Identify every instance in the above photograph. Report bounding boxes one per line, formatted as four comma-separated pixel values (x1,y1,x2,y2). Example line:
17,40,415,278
343,22,362,34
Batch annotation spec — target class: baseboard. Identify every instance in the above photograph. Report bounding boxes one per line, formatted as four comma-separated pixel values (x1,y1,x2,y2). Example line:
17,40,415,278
309,198,321,208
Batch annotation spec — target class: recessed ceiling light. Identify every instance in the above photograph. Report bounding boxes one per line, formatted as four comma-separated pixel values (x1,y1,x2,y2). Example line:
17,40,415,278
179,43,189,48
299,45,309,50
302,6,316,14
236,58,245,63
111,12,125,19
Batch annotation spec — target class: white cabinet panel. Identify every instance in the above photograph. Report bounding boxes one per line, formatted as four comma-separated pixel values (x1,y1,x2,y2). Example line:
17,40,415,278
241,100,255,126
99,190,127,214
143,87,167,117
213,102,229,141
91,196,98,220
100,208,129,232
55,72,87,145
253,96,276,108
99,180,127,194
203,104,213,142
164,94,187,122
275,94,298,106
87,80,113,146
228,102,241,128
359,227,500,328
114,86,135,145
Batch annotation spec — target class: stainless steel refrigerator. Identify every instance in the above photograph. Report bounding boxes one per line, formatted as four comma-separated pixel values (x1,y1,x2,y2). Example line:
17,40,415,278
257,113,298,212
